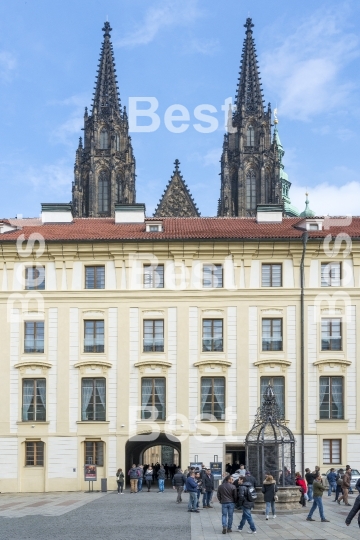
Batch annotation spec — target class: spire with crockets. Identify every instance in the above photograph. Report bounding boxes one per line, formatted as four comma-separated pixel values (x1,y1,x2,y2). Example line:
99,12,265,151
92,21,121,116
218,18,299,217
234,18,264,121
72,22,136,217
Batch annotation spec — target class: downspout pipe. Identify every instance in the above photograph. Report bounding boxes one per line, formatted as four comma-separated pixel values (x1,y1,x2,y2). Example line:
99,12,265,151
300,231,309,477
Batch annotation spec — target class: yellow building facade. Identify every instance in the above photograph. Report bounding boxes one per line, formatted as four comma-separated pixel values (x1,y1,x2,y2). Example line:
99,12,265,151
0,205,359,492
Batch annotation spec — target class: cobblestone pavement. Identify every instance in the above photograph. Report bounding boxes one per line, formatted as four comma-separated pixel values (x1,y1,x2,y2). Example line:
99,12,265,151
0,487,358,540
192,491,360,540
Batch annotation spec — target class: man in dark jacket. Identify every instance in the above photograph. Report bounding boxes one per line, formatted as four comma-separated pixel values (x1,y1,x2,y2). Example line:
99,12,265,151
305,468,315,502
345,493,360,528
172,468,187,503
339,468,352,506
203,468,215,508
217,475,238,534
186,472,200,513
245,471,257,488
236,476,257,534
327,468,337,496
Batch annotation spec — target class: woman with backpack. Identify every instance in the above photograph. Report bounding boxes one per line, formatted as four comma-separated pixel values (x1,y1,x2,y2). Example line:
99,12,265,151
116,468,125,494
145,465,154,492
262,474,278,519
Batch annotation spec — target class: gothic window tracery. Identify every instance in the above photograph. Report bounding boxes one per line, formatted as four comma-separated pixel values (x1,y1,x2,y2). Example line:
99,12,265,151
98,171,110,214
247,125,254,146
115,173,123,203
246,169,256,211
115,133,120,151
99,129,109,149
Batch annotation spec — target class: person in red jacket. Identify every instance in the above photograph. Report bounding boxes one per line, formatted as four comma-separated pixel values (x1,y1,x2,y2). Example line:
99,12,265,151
296,472,308,506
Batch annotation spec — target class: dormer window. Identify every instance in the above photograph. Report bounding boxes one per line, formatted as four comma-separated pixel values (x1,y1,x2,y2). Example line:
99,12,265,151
246,125,254,146
309,224,319,231
145,221,163,233
99,130,108,149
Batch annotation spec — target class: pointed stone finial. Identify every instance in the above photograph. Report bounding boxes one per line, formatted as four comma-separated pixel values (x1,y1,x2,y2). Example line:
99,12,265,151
244,17,254,33
78,136,83,148
174,159,180,172
102,21,112,38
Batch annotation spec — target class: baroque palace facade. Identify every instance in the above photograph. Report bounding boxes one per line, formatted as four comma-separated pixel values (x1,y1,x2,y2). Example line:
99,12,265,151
0,20,359,493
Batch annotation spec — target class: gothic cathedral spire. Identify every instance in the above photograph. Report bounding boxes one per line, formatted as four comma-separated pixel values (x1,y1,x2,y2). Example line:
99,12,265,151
72,22,136,217
218,18,298,217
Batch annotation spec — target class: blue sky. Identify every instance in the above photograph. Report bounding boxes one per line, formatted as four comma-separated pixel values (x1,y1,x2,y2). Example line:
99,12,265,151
0,0,360,218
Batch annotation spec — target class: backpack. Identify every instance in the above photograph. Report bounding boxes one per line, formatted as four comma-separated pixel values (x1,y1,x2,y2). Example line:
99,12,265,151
129,468,138,479
247,486,257,502
337,475,343,486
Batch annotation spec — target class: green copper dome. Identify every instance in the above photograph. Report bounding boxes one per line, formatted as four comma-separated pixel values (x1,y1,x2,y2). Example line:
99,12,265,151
300,193,315,218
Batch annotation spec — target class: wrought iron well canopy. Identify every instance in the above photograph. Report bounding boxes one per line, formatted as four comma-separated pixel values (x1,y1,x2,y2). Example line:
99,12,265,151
245,384,295,486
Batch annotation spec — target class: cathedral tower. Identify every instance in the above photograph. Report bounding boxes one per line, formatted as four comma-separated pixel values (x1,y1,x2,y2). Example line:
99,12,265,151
218,18,298,217
72,22,136,217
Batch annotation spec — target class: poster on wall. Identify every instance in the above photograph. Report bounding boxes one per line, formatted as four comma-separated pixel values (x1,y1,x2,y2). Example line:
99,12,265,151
210,462,222,479
190,463,203,472
84,464,97,481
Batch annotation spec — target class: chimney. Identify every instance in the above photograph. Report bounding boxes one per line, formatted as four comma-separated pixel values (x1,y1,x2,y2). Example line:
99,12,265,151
41,203,73,223
256,204,283,224
115,203,146,224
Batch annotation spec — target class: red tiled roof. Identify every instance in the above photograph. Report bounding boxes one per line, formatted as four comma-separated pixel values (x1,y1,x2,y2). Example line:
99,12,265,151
0,217,359,242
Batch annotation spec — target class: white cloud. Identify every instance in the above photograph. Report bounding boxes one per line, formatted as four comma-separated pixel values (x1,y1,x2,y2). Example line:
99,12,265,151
184,38,220,56
262,9,359,121
117,0,202,47
291,179,360,217
0,51,16,82
49,93,90,147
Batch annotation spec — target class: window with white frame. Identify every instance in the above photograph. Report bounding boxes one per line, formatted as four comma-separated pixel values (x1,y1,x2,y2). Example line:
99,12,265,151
262,319,282,351
143,320,164,352
321,262,341,287
203,264,223,288
141,378,166,420
143,264,164,288
81,378,106,421
202,319,223,352
323,439,341,464
84,320,105,353
201,377,225,420
319,376,344,419
22,379,46,421
85,266,105,289
260,376,285,417
321,318,342,351
262,264,282,287
25,266,45,290
24,321,44,353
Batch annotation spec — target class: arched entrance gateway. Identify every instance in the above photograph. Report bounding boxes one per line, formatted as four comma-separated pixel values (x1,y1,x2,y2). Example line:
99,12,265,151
125,432,181,478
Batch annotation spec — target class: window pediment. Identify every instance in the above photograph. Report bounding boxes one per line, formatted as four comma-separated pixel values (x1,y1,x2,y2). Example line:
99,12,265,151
254,359,291,374
134,359,172,373
74,360,112,374
314,359,351,373
15,361,52,374
193,359,232,373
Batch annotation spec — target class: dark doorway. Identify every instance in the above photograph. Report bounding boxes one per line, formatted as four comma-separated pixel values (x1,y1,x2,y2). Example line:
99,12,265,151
225,445,246,473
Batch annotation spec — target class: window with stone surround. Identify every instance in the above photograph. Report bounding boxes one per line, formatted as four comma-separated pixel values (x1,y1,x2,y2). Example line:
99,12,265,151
321,318,342,351
262,319,282,351
24,321,44,353
260,376,285,417
200,377,225,420
321,262,341,287
319,377,344,419
143,320,164,352
141,378,166,420
25,441,44,466
202,319,223,352
85,266,105,289
85,441,104,466
323,439,341,464
143,264,164,288
84,320,104,353
262,264,282,287
25,266,45,290
22,379,46,421
203,264,223,288
81,378,106,421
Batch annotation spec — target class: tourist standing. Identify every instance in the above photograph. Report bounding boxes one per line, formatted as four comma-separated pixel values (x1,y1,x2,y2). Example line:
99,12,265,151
145,466,154,492
262,474,278,519
217,475,238,534
172,468,187,503
116,468,125,494
239,464,246,477
195,471,203,508
338,467,352,506
236,475,257,534
305,468,315,502
203,468,215,508
157,465,166,493
345,493,360,528
327,468,337,497
137,464,144,492
295,472,308,506
245,470,257,488
335,468,344,502
306,474,329,522
186,472,200,513
128,464,139,494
